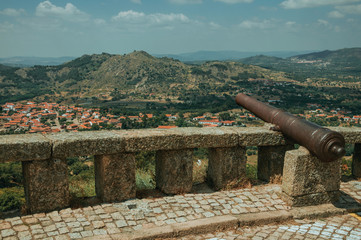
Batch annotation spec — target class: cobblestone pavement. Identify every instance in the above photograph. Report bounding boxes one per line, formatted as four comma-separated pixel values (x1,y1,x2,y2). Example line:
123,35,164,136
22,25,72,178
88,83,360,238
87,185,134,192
0,180,360,240
174,213,361,240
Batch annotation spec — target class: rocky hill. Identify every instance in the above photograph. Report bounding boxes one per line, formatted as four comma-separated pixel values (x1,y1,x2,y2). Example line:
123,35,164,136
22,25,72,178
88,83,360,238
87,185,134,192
0,51,292,104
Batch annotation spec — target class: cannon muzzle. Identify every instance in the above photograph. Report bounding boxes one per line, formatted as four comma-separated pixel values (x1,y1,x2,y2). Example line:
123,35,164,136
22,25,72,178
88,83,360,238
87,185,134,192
235,93,345,162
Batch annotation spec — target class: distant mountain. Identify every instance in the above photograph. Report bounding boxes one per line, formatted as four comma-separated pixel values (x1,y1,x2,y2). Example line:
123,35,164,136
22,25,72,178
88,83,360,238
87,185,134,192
0,56,76,67
154,50,313,62
291,48,361,64
238,48,361,80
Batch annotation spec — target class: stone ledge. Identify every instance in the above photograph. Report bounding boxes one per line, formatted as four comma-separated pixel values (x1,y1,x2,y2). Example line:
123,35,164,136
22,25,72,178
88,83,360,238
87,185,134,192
0,126,360,162
0,134,51,162
115,127,240,152
45,131,125,158
236,127,289,146
330,127,361,143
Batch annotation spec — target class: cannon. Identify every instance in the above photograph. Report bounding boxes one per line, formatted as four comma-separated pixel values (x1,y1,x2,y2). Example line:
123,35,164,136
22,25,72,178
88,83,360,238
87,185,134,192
235,93,345,162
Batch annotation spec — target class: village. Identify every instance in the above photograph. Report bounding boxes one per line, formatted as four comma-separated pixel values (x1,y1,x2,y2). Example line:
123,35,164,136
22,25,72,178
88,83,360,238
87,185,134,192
0,101,360,135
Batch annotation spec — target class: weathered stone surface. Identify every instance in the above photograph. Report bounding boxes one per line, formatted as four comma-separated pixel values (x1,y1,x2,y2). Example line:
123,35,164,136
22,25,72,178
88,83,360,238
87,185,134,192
94,153,136,202
282,147,341,206
282,147,341,196
22,158,69,213
117,129,184,152
45,131,125,158
236,127,289,146
0,134,51,163
169,127,239,149
330,127,361,143
281,191,340,207
156,149,193,194
207,146,246,190
117,127,239,152
352,143,361,178
257,145,294,182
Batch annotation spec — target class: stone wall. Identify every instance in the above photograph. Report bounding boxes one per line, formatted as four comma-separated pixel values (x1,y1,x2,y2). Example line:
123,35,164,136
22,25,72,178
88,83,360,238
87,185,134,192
1,126,361,213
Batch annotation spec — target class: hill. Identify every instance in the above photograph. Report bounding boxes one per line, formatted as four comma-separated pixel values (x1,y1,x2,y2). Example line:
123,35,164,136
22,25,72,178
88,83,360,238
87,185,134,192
292,48,361,63
0,51,291,106
155,50,312,62
1,49,360,114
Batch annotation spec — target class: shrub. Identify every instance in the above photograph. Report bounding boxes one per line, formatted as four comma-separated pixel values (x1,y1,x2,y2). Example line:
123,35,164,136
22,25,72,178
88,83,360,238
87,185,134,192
0,188,24,212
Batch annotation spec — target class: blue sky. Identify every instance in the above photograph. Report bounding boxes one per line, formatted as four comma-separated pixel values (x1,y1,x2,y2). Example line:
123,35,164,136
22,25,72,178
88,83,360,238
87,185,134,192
1,0,361,57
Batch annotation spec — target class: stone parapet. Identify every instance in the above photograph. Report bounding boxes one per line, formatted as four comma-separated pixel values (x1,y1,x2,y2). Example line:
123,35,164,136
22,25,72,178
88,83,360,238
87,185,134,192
1,127,360,163
45,131,125,158
0,126,360,213
0,134,51,163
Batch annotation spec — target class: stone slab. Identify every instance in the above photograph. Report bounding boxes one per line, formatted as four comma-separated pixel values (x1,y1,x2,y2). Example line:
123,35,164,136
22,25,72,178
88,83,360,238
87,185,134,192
236,127,289,146
207,146,246,190
282,147,341,197
22,158,69,213
237,210,292,226
352,143,361,178
291,203,346,219
0,134,51,162
45,131,125,158
116,127,239,152
281,190,340,207
330,127,361,144
95,153,136,202
156,149,193,194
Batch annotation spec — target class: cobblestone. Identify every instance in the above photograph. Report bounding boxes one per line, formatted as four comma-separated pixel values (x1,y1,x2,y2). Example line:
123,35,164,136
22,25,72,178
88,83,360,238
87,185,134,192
175,213,361,240
0,180,360,239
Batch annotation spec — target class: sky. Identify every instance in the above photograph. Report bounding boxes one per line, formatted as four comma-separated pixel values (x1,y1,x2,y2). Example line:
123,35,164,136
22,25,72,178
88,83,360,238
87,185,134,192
0,0,361,57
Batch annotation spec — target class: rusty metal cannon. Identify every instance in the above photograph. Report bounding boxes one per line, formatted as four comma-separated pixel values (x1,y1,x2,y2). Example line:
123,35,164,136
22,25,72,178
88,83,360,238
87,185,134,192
235,93,345,162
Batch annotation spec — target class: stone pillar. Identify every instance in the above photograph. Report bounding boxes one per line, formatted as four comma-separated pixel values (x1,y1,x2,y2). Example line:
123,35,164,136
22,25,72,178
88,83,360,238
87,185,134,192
352,143,361,179
95,153,136,202
258,145,294,182
22,158,69,213
281,147,341,207
207,146,246,190
156,149,193,194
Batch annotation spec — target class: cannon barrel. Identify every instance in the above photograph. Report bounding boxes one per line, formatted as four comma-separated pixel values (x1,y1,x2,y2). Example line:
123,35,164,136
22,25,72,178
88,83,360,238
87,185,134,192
235,93,345,162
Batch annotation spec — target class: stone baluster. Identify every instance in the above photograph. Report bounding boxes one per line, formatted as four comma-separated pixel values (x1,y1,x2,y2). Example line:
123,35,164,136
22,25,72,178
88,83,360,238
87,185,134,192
281,147,341,207
22,158,69,213
94,153,136,202
207,146,246,190
352,143,361,178
257,145,294,182
156,149,193,194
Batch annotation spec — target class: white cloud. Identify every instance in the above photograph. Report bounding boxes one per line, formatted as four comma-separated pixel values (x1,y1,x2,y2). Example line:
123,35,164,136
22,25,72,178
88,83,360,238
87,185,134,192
0,8,25,17
131,0,142,3
286,21,296,27
239,19,275,29
94,19,106,25
112,10,190,27
328,10,344,18
336,4,361,14
0,22,14,32
317,19,329,26
317,19,341,32
280,0,360,9
36,1,89,22
168,0,202,4
215,0,253,3
209,21,221,29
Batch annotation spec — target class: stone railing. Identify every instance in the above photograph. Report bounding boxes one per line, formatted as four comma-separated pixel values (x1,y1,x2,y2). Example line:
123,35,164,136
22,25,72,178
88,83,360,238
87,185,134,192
1,126,361,214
